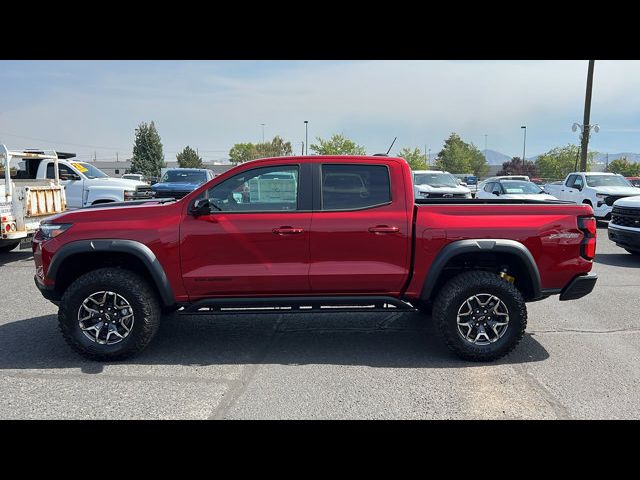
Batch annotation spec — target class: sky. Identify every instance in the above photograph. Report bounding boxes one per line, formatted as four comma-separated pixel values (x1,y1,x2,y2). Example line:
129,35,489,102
1,60,640,163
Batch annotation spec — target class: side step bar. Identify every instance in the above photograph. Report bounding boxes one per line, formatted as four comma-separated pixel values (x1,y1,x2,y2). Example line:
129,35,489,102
180,296,417,315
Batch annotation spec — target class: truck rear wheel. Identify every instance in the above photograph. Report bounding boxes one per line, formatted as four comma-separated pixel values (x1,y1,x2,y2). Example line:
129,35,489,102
0,240,20,253
58,267,161,361
432,271,527,362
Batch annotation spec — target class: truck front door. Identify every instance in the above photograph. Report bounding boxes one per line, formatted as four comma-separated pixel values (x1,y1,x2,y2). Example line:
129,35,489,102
180,163,313,299
47,162,84,208
308,162,412,295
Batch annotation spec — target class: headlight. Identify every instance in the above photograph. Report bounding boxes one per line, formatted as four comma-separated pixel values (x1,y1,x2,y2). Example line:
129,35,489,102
124,190,136,199
39,223,72,240
595,193,608,199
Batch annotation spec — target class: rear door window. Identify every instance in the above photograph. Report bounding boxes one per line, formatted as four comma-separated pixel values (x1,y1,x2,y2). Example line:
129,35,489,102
321,164,391,210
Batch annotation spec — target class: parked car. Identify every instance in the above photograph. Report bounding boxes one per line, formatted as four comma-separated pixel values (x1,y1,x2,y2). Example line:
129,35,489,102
608,195,640,255
151,168,215,199
33,155,597,363
477,175,530,194
544,172,640,220
412,170,472,199
626,177,640,188
475,179,558,201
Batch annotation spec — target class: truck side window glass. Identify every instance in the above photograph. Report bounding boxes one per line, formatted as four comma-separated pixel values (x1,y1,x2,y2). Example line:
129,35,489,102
565,175,576,187
573,176,584,189
484,182,494,192
203,165,299,212
321,164,391,210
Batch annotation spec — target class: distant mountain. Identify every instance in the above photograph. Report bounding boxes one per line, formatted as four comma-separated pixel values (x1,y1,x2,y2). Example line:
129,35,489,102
483,149,511,165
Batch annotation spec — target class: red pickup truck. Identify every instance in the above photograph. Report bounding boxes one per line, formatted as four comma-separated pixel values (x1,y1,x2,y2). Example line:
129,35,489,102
32,155,597,362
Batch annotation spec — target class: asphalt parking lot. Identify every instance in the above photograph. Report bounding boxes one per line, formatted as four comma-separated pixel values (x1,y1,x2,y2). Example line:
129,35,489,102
1,224,639,419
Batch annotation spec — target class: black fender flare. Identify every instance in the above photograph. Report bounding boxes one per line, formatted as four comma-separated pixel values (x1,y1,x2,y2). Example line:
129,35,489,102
47,239,176,308
420,239,542,301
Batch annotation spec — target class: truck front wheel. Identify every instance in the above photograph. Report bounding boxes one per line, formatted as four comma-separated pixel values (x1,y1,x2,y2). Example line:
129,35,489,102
432,271,527,362
58,267,161,361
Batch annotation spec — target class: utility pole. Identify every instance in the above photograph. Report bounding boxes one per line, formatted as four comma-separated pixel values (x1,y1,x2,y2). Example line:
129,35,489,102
260,124,266,143
301,142,304,155
580,60,596,171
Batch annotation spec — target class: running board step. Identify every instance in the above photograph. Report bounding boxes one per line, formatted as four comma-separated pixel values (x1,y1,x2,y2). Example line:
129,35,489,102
180,296,416,314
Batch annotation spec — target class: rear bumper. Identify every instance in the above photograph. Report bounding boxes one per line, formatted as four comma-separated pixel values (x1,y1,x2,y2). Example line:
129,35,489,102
559,273,598,301
608,225,640,250
34,275,60,304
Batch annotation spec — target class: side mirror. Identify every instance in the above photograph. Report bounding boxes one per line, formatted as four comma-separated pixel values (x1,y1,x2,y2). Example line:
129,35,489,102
492,190,501,196
190,198,211,217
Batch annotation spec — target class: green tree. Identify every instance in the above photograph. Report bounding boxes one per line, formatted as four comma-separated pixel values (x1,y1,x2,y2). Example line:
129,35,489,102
229,136,293,165
130,121,166,178
434,133,488,176
176,145,203,168
535,144,596,180
229,143,256,165
255,135,293,158
310,133,366,155
607,157,640,176
397,147,427,170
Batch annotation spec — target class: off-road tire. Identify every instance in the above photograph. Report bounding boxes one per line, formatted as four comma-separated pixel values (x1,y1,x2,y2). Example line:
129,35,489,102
58,267,161,361
0,240,20,253
432,270,527,362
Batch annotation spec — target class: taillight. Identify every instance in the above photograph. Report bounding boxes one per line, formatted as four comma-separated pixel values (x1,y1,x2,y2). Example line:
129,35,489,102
578,216,597,260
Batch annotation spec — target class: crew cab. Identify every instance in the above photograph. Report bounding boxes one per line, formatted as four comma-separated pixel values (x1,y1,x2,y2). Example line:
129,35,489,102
32,156,598,362
24,156,154,208
544,172,640,220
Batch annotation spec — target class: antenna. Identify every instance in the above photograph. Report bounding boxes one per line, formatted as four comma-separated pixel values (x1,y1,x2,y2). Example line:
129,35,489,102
385,137,397,155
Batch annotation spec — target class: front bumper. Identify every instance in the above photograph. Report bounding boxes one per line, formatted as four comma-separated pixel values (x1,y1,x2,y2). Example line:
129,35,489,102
34,275,60,304
559,273,598,301
608,225,640,251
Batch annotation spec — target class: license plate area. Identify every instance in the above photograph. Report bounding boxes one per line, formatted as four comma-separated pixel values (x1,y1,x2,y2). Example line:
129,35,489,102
19,237,32,250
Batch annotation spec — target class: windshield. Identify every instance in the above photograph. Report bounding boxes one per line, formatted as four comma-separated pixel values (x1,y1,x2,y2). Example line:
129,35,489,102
161,170,207,184
71,162,109,179
500,181,543,194
414,173,459,188
585,175,632,187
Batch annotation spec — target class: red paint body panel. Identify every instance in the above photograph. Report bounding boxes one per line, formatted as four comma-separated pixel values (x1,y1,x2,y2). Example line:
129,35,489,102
33,155,595,305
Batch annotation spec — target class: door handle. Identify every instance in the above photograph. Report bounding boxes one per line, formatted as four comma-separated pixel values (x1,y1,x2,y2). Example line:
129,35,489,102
368,225,400,234
272,226,305,235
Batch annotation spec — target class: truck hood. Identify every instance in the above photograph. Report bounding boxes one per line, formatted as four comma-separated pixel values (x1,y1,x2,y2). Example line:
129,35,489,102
46,198,175,224
500,193,558,201
152,182,201,191
85,177,147,189
593,186,640,196
613,195,640,208
414,184,470,194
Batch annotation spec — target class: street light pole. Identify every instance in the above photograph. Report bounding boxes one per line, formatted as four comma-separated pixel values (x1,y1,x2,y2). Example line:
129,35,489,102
260,123,265,143
521,126,527,171
580,60,596,171
304,121,308,156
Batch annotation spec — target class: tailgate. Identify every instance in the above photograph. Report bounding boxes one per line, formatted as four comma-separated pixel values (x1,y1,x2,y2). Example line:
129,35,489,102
24,186,66,216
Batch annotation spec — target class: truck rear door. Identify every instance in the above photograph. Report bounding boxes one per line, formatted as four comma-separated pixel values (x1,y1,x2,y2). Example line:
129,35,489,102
308,161,412,295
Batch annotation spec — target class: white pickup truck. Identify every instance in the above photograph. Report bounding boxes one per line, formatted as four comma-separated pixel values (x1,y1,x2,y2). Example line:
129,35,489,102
1,145,67,252
22,154,154,208
544,172,640,220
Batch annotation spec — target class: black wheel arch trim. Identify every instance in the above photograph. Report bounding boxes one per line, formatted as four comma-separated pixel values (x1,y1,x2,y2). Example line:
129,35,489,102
46,239,176,308
420,239,542,302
